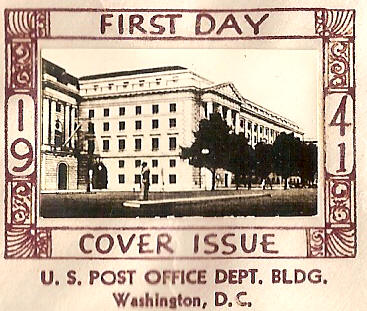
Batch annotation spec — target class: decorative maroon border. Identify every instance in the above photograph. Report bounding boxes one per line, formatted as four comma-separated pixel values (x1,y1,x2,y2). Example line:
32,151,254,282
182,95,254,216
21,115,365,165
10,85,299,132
3,8,356,259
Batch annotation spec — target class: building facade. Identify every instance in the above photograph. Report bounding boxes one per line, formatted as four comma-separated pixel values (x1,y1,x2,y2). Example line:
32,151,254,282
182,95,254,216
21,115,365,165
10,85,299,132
41,60,304,192
40,60,81,191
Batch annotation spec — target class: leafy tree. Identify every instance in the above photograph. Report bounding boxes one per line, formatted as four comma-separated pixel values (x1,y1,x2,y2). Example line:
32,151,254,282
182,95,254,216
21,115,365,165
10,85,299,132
181,112,231,190
298,142,318,186
255,142,273,181
226,133,254,190
272,132,301,189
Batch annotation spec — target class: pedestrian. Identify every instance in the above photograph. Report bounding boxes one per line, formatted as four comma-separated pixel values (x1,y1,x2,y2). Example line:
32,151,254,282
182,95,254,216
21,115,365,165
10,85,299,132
266,177,273,190
141,162,150,200
261,179,266,190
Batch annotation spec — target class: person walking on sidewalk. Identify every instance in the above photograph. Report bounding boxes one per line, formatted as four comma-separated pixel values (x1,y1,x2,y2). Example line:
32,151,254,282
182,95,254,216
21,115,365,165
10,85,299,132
140,162,150,201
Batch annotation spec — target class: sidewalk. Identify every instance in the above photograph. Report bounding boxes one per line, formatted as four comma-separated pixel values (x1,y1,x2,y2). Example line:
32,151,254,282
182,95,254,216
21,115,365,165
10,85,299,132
123,193,271,208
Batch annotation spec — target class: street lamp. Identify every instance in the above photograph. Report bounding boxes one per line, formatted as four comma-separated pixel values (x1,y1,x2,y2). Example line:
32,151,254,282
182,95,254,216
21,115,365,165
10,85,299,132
200,148,210,189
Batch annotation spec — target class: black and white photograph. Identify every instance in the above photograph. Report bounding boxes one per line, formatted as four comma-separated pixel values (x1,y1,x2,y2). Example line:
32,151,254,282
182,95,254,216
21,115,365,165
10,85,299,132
40,48,319,218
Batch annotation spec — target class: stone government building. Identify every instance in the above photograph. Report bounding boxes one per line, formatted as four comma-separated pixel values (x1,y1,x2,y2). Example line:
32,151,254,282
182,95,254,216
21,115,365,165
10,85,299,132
40,59,304,192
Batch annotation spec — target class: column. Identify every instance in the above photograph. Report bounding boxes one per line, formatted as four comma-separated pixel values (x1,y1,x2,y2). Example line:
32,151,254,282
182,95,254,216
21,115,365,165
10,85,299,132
49,100,56,146
226,109,232,127
207,101,213,118
65,103,70,147
235,112,240,134
217,105,223,118
42,97,50,145
70,106,75,148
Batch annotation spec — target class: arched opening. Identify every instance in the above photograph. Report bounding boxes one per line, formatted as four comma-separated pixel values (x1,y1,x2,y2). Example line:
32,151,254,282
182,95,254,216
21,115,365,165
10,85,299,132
92,162,108,189
58,163,68,190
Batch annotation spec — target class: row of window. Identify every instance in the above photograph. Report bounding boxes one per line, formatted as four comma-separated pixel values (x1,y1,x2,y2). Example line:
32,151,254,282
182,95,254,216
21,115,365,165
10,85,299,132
88,77,176,93
119,174,177,184
88,103,177,118
118,159,177,168
95,118,177,132
95,137,177,152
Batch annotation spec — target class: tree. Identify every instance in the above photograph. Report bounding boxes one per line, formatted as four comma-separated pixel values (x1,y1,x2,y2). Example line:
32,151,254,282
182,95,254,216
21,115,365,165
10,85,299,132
226,133,254,190
272,132,301,189
181,112,231,190
298,142,318,186
255,142,273,181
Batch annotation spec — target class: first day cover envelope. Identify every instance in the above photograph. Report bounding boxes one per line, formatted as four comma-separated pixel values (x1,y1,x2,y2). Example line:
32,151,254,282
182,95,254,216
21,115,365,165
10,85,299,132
0,0,367,310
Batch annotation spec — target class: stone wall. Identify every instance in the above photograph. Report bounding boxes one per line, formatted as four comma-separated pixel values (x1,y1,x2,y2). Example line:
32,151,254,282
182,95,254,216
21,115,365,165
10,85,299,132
40,152,78,191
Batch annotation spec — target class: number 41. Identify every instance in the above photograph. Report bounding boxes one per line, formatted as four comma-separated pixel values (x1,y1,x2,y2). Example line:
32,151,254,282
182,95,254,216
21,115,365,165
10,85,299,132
329,95,351,173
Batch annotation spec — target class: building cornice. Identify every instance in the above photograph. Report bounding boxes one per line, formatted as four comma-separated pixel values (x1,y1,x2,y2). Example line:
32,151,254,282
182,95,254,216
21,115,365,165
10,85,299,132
43,80,82,102
81,86,201,102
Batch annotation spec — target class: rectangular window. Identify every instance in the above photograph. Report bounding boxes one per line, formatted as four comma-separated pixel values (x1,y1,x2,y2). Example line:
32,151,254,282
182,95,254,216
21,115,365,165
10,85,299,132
135,138,141,151
254,136,257,144
152,159,158,167
152,104,159,114
135,120,142,130
169,174,176,184
88,109,94,118
169,159,176,167
240,120,244,127
119,107,125,116
254,124,258,131
119,160,125,168
135,159,141,168
119,121,125,131
56,102,61,112
103,140,109,151
260,126,263,134
118,139,125,151
152,138,159,151
118,174,125,184
169,137,177,150
135,174,141,184
104,108,109,117
136,106,141,115
88,122,94,134
152,174,159,184
248,123,252,131
170,103,176,112
152,119,159,129
103,122,109,131
169,118,176,128
265,128,269,135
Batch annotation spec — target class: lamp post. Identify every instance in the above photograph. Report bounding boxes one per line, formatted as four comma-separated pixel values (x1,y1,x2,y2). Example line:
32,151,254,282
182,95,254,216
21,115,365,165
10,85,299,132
200,148,209,190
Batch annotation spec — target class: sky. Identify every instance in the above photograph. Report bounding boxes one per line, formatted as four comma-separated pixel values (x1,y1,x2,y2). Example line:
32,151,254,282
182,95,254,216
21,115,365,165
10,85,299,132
42,49,319,139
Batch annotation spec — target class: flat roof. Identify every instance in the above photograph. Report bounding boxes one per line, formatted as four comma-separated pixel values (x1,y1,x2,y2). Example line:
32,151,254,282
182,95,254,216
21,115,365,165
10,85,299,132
79,66,187,81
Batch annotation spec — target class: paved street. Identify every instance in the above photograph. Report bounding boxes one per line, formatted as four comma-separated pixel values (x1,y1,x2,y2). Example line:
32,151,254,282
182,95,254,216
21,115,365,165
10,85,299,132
40,188,317,218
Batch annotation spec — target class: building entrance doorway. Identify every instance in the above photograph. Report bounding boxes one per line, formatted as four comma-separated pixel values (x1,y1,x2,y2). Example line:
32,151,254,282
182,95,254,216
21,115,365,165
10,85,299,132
58,163,68,190
92,162,108,189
